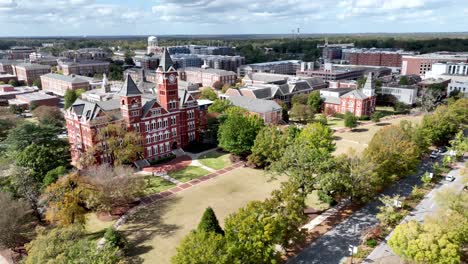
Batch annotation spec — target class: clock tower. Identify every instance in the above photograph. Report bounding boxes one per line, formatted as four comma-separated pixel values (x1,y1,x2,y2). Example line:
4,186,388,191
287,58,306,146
156,48,179,112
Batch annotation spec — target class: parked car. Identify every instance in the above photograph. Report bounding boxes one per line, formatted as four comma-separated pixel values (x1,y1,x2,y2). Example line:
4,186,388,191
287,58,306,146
430,151,439,159
445,175,455,182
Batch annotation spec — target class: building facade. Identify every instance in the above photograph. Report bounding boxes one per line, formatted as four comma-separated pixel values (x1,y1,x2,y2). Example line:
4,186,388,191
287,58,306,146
379,86,418,105
238,60,301,76
226,96,282,124
65,48,205,165
58,60,110,76
342,48,415,68
401,52,468,76
321,72,376,117
41,73,94,96
13,63,51,86
178,67,237,87
447,80,468,97
7,46,35,60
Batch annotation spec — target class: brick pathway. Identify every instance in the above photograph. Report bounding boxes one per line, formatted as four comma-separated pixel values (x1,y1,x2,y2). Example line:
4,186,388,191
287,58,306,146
142,155,192,173
139,162,243,206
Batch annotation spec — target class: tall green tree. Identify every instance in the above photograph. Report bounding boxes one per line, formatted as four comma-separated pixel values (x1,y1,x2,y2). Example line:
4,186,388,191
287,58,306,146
208,99,232,114
271,123,335,193
217,107,264,156
0,192,34,250
344,112,357,129
248,126,289,168
32,106,64,128
172,231,229,264
64,89,85,109
289,103,314,123
200,87,218,101
307,91,322,113
364,124,420,184
197,207,224,235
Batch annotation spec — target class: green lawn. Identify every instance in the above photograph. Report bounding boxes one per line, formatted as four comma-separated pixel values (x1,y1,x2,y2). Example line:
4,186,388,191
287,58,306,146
144,177,176,195
169,166,210,183
198,151,231,170
121,167,286,264
326,116,345,129
305,190,330,211
85,213,115,234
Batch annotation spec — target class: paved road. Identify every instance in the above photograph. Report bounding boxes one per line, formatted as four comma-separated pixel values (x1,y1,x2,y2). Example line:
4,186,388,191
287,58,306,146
288,158,437,264
363,165,465,264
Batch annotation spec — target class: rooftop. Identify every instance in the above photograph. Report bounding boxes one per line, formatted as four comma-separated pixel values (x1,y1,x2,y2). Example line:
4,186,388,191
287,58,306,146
227,96,282,113
42,73,94,83
246,60,301,66
16,92,58,101
15,63,51,70
403,52,468,60
182,67,236,75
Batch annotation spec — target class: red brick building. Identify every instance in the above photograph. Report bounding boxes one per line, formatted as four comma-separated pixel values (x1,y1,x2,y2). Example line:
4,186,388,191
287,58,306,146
65,49,204,165
321,73,376,117
343,49,414,68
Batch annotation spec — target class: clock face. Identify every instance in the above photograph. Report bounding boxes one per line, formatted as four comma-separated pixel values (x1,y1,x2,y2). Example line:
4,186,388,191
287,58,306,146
168,74,176,84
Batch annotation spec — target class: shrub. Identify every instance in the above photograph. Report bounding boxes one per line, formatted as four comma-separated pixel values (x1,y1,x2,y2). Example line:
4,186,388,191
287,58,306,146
411,186,425,200
317,190,335,205
104,227,127,249
365,238,378,248
358,115,370,121
371,112,383,123
149,154,176,165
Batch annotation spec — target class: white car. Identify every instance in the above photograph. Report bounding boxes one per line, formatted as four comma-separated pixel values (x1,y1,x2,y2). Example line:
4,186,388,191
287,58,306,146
445,175,455,182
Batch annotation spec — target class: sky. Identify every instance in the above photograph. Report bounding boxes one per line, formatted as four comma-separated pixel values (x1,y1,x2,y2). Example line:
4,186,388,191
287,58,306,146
0,0,467,36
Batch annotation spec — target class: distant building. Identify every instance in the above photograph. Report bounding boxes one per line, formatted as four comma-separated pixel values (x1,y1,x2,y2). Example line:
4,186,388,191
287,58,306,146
60,48,111,61
171,54,204,69
178,67,237,87
13,63,51,86
0,84,39,105
379,85,418,105
40,73,100,96
343,48,416,68
321,72,376,117
0,60,21,74
424,62,468,79
238,60,302,76
447,80,468,97
328,80,358,89
226,96,282,124
8,92,59,109
318,41,354,62
7,46,35,60
124,68,157,84
401,52,468,76
0,74,18,84
297,63,366,81
29,52,58,66
58,59,110,76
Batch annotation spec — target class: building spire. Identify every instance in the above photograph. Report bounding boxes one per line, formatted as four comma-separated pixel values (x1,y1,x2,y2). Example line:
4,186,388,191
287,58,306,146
158,48,174,72
362,72,375,97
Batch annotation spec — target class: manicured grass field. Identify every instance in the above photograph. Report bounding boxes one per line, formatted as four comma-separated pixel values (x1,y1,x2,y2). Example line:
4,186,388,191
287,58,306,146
198,151,231,170
168,166,210,183
121,168,285,264
334,114,424,156
143,176,176,195
85,213,115,235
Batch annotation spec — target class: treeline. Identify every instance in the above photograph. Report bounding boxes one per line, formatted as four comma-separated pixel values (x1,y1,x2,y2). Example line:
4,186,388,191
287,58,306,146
180,98,468,263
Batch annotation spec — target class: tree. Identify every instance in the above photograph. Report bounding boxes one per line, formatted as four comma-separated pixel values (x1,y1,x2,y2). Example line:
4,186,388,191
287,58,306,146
448,130,468,159
399,76,409,85
24,226,120,264
212,81,223,90
248,126,289,168
344,112,357,129
364,124,420,185
289,103,314,123
208,99,231,114
104,227,128,249
64,88,85,109
16,143,68,183
172,231,229,264
4,122,64,153
92,124,144,166
320,152,380,202
224,201,281,263
419,85,444,112
10,167,42,221
81,164,145,213
400,120,431,154
42,166,67,187
271,123,335,193
44,173,93,226
0,192,34,250
8,79,18,87
32,79,42,89
32,106,64,128
8,104,23,115
0,118,15,141
200,87,218,101
371,111,383,123
307,91,322,113
291,94,308,105
394,101,410,113
197,207,224,235
376,195,405,227
217,108,264,156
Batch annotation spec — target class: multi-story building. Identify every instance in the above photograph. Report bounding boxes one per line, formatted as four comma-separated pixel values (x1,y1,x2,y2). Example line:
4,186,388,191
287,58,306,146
0,84,39,105
226,96,282,124
238,60,301,76
297,63,366,81
223,74,325,105
58,59,110,76
8,92,59,109
343,48,416,68
321,72,377,117
424,62,468,79
40,73,96,96
0,60,21,74
7,46,35,60
379,85,418,105
61,48,111,61
124,68,158,84
178,67,237,87
64,48,206,165
401,52,468,76
198,55,245,71
318,41,354,62
171,54,204,69
29,52,58,66
13,63,51,86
